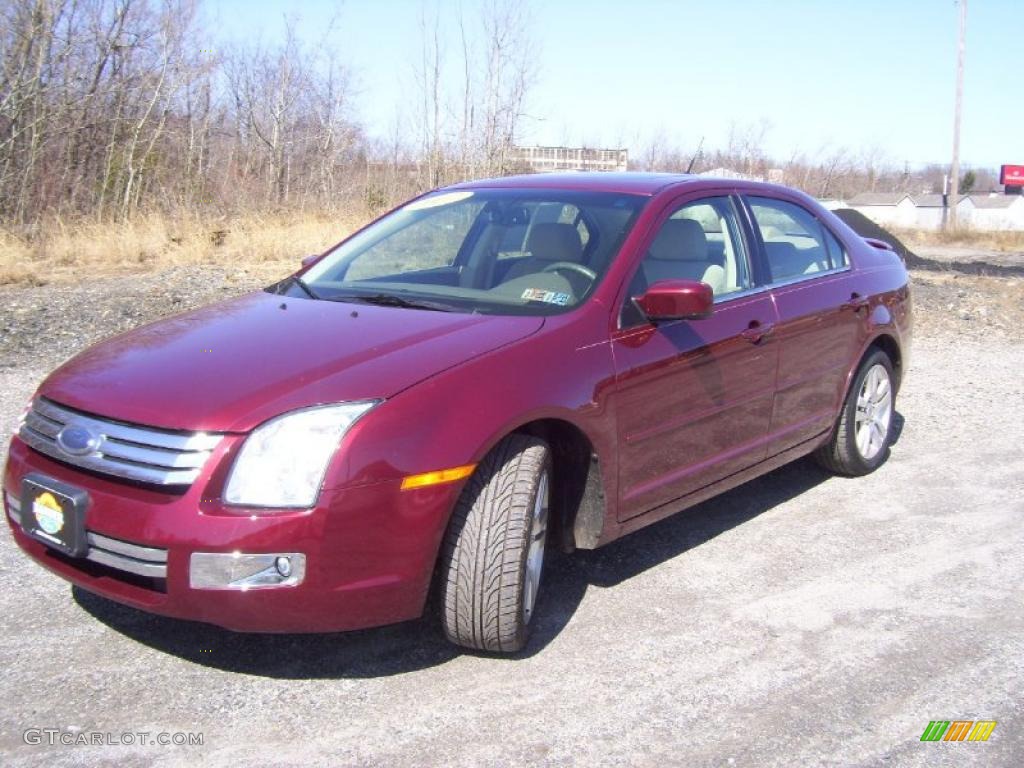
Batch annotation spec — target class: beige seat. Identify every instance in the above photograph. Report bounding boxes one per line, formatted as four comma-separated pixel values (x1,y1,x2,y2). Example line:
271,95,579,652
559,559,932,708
502,223,584,282
642,219,725,295
763,241,829,280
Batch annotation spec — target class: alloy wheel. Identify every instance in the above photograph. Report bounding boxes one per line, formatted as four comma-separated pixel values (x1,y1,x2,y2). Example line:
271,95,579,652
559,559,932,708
522,471,549,624
854,363,893,460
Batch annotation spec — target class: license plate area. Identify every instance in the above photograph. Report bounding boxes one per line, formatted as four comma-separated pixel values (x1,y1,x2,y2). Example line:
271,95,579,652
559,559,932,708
21,473,89,558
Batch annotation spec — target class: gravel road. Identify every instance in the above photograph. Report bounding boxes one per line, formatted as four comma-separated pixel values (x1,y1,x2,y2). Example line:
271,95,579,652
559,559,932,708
0,267,1021,767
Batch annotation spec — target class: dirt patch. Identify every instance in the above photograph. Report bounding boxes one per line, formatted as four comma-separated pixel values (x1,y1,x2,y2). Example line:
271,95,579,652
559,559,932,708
911,244,1024,270
833,208,1024,278
0,265,285,371
895,224,1024,254
909,270,1024,341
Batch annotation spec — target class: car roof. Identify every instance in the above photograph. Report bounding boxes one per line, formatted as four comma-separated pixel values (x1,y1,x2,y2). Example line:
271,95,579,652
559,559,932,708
448,172,696,196
447,172,800,199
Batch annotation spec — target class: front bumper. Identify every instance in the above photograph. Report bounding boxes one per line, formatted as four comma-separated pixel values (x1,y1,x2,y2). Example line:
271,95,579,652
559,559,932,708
4,437,460,633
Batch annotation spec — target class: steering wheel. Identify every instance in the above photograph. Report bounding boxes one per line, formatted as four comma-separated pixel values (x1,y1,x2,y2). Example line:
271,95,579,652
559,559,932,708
540,262,597,281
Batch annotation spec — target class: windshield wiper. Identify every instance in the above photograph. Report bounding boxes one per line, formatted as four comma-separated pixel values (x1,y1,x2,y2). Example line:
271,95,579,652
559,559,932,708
289,275,320,300
327,293,455,312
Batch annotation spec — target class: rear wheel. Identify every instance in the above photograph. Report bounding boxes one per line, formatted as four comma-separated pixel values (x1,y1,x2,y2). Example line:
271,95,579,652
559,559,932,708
815,349,895,476
439,434,551,652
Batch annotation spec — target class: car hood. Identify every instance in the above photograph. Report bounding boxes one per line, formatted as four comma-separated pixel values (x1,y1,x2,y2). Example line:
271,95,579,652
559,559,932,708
39,291,544,432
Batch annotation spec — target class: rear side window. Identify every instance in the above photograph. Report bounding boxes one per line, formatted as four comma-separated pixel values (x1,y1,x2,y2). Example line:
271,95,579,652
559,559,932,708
821,227,849,268
747,197,846,282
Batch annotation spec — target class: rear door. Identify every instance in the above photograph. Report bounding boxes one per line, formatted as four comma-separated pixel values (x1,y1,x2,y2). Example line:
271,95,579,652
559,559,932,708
742,195,864,456
611,194,779,521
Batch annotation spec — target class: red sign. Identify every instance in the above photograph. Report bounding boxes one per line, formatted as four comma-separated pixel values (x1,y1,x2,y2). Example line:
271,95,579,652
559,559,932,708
1001,165,1024,185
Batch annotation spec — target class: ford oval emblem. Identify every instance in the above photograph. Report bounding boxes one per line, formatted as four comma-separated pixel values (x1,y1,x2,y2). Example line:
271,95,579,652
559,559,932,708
56,424,102,456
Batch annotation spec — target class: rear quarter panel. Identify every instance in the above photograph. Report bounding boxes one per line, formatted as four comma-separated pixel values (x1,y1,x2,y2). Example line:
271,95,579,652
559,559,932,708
835,213,913,385
758,184,912,391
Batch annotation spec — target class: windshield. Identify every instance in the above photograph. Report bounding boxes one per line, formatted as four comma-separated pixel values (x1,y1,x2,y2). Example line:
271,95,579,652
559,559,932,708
289,188,647,315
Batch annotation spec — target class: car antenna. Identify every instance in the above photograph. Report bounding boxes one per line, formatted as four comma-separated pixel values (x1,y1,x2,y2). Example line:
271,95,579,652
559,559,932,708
685,137,704,174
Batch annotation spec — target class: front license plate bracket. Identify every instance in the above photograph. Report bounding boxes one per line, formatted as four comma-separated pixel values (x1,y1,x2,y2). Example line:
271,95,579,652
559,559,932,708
20,473,90,558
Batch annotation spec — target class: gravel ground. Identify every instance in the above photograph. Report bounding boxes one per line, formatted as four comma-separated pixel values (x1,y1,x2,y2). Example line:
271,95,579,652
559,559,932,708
0,267,1022,767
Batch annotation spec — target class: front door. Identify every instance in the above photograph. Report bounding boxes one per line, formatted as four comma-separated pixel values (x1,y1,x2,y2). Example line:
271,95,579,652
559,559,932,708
611,195,779,522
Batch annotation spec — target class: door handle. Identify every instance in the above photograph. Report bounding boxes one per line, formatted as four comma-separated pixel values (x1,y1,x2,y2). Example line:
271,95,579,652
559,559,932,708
741,321,775,344
841,292,870,312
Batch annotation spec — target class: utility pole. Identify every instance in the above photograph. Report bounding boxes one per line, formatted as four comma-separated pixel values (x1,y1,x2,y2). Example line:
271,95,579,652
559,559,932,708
948,0,967,230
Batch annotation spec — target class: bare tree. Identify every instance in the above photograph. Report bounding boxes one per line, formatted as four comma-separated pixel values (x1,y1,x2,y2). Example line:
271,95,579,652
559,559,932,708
225,23,308,206
0,0,209,225
224,14,359,211
477,0,537,174
408,0,539,185
416,2,445,187
0,0,1000,239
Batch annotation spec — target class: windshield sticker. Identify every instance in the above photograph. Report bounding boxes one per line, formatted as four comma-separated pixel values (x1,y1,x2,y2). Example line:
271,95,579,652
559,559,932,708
402,190,474,211
521,288,570,306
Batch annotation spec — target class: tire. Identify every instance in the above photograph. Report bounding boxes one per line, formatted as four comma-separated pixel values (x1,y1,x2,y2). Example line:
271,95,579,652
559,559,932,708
438,434,551,653
814,348,896,476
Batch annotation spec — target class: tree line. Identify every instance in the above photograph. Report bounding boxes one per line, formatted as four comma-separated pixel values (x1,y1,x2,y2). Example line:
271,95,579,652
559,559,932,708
0,0,997,235
0,0,536,232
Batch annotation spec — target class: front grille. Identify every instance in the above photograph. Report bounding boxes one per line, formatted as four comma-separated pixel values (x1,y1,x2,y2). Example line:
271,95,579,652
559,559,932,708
6,493,168,579
19,398,222,486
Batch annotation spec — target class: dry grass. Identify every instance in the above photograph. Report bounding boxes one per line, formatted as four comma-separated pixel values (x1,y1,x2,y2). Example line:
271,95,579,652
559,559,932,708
894,227,1024,253
5,212,1023,288
0,209,373,286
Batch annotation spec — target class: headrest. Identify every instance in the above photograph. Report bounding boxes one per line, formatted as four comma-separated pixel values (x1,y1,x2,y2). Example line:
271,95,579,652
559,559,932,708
525,223,583,263
647,218,709,262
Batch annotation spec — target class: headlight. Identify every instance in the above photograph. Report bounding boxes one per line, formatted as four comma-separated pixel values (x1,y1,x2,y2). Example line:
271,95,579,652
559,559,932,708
224,401,378,508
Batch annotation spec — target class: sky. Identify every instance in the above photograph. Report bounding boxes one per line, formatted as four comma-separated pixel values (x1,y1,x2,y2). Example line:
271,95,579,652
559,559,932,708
205,0,1023,171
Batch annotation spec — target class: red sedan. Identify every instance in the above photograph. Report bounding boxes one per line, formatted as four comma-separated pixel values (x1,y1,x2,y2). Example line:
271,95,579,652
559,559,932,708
4,173,910,653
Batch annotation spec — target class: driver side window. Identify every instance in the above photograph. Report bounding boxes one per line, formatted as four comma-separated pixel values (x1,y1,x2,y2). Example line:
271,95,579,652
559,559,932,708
626,197,751,304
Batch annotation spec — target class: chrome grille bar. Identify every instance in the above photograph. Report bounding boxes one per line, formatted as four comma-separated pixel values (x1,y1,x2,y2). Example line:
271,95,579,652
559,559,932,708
86,532,168,578
6,493,167,579
87,531,168,563
19,398,222,486
33,398,221,452
5,491,21,524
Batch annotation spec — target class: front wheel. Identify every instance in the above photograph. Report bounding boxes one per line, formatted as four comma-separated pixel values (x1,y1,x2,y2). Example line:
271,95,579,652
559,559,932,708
814,349,896,476
438,434,551,653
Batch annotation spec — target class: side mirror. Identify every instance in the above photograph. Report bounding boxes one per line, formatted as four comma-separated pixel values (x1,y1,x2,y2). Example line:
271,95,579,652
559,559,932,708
300,253,320,269
634,279,713,322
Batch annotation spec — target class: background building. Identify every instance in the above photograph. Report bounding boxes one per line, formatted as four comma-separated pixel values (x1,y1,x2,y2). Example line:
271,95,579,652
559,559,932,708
911,195,955,231
846,193,918,228
960,195,1024,230
846,192,1024,231
510,146,628,173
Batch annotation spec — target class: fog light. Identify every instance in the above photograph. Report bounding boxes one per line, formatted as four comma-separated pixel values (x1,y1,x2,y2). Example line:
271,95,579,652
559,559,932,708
190,552,306,590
